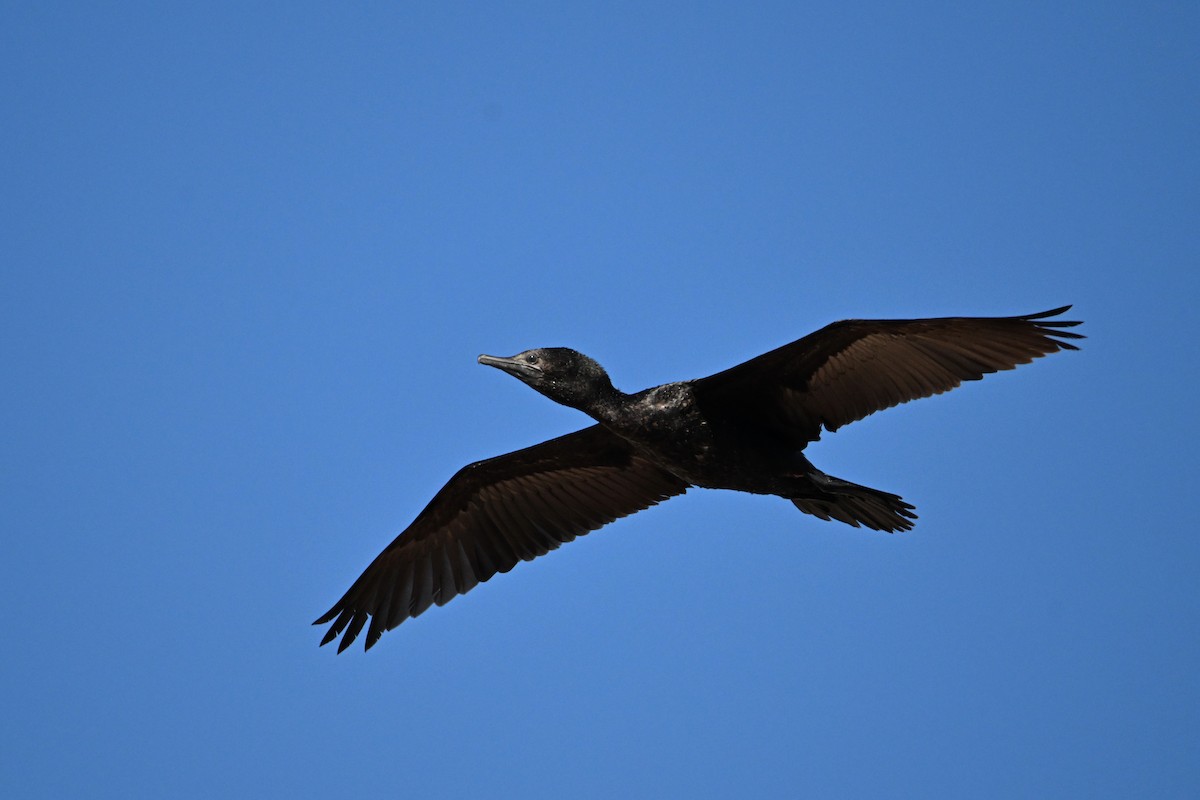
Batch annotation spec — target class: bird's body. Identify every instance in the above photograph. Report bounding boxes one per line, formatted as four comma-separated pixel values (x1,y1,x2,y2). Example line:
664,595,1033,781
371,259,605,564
596,382,719,484
316,307,1083,652
592,381,859,504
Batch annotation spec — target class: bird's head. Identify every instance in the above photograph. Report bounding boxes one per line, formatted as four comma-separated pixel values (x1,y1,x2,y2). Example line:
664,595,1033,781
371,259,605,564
478,347,617,411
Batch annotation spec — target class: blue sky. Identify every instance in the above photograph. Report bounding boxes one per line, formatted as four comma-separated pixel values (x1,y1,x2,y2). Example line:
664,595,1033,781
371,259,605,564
3,2,1197,797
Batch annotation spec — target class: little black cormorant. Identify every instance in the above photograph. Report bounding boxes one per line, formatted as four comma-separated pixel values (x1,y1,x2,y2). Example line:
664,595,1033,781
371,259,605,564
315,306,1083,652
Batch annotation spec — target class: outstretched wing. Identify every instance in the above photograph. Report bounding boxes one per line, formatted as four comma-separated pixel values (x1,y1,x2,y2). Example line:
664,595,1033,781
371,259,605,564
314,425,689,652
693,306,1083,447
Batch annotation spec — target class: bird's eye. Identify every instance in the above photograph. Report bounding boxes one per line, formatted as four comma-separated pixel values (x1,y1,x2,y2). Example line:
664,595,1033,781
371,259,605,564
525,354,538,364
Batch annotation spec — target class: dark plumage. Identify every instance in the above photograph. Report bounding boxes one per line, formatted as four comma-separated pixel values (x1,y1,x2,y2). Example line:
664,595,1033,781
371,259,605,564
315,306,1083,652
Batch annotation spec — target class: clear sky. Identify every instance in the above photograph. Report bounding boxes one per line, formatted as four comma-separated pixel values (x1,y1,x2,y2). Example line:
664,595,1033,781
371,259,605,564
3,2,1197,797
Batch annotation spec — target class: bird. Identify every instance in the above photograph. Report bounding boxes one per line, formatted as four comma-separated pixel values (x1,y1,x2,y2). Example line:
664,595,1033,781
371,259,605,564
314,306,1082,652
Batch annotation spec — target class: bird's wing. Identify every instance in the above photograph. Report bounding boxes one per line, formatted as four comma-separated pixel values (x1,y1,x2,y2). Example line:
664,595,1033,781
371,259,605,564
692,306,1083,447
314,424,689,652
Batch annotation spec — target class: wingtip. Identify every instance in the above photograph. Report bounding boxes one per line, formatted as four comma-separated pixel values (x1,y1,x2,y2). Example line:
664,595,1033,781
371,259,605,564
1022,305,1085,349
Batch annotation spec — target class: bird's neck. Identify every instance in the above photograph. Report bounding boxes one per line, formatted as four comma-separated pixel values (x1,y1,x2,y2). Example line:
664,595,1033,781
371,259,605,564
570,384,630,423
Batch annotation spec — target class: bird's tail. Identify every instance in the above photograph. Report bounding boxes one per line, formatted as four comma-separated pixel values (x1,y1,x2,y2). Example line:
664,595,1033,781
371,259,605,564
790,475,917,533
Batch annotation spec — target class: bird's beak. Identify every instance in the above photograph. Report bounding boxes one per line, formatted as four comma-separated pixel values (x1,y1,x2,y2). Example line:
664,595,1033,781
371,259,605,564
478,354,543,379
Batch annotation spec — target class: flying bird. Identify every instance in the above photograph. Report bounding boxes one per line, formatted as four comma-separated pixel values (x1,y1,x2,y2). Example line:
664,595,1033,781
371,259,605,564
315,306,1082,652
